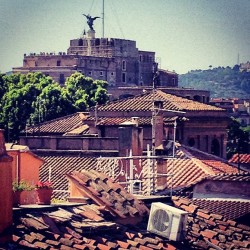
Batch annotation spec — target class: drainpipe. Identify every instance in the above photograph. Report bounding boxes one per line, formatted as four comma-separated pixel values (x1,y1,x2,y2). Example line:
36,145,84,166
0,129,13,245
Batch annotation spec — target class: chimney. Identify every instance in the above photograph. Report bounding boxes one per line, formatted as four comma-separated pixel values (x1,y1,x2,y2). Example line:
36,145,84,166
0,130,13,244
118,118,143,157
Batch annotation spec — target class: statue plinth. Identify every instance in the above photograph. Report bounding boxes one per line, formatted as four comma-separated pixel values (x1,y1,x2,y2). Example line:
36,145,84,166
87,29,95,39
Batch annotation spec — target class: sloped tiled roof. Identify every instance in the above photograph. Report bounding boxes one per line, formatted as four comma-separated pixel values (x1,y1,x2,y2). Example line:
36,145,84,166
11,203,184,249
229,154,250,164
207,172,250,182
39,144,239,199
63,124,90,136
23,112,87,135
39,155,98,199
173,196,250,249
67,170,149,221
94,116,187,126
191,199,250,221
94,90,224,112
160,145,238,191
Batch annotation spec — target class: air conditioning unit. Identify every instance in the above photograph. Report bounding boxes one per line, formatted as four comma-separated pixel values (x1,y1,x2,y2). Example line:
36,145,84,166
147,202,188,241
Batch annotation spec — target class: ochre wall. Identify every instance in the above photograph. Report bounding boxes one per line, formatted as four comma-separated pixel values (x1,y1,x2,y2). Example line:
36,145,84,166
7,150,43,186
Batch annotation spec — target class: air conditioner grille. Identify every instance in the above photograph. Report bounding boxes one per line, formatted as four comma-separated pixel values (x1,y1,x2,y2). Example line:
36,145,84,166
152,209,170,232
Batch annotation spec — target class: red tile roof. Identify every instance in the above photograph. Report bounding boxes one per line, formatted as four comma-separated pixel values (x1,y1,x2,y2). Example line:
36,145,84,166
93,116,185,126
23,112,87,135
38,144,238,199
159,145,238,191
173,196,250,249
94,90,224,112
66,170,149,222
229,154,250,164
39,155,98,199
11,203,182,250
191,199,250,220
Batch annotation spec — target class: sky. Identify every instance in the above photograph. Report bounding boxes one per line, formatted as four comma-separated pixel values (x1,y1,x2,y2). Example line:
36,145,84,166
0,0,250,74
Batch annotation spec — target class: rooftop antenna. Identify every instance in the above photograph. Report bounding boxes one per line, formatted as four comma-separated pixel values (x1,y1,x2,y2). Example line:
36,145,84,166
102,0,105,37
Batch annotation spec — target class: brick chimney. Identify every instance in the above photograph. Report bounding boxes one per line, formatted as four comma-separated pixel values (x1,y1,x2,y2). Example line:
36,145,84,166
0,130,13,244
118,117,143,157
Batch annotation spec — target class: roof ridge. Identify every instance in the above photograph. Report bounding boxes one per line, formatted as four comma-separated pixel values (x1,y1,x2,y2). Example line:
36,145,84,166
26,112,82,129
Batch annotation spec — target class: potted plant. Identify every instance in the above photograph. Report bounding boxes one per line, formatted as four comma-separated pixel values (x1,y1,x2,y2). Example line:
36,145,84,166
35,181,53,205
12,180,36,206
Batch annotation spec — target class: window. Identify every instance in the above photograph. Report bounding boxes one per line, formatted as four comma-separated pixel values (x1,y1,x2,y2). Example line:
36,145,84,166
122,72,126,83
59,74,64,84
172,78,176,86
57,60,61,66
139,55,142,62
111,72,114,76
100,71,103,76
188,138,195,147
122,60,126,71
88,71,92,76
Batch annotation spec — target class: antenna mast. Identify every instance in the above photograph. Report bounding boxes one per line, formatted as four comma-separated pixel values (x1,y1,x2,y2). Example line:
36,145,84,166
102,0,104,37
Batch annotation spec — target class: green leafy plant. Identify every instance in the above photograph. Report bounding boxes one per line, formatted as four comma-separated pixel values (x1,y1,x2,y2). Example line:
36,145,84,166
12,180,35,191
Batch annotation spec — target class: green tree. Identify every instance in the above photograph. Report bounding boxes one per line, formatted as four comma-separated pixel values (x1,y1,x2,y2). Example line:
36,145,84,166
0,72,109,142
226,118,250,159
63,72,108,110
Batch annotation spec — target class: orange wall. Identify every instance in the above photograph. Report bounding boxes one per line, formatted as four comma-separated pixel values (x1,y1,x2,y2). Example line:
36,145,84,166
8,150,44,186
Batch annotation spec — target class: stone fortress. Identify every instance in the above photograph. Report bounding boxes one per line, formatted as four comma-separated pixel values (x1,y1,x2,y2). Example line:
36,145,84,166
13,14,209,103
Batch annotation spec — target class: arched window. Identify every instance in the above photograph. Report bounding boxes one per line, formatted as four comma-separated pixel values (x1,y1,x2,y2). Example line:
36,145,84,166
211,138,220,156
188,138,195,147
194,95,201,102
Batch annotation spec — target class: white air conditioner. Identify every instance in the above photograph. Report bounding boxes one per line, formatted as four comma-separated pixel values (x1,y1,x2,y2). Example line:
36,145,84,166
147,202,188,241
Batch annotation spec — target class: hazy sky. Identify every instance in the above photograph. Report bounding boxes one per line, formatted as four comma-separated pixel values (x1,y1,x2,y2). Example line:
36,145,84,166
0,0,249,74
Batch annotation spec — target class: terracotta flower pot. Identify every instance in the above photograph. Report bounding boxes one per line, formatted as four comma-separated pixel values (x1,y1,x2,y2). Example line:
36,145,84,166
13,190,37,206
36,188,53,205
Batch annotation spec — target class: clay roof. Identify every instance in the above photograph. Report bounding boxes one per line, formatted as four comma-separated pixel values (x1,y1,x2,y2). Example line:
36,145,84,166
63,124,89,136
39,155,98,199
172,196,250,249
11,203,183,250
39,144,238,200
23,112,87,135
229,154,250,164
10,175,186,250
160,145,238,191
206,172,250,182
66,170,149,221
191,199,250,221
93,116,184,126
94,90,224,112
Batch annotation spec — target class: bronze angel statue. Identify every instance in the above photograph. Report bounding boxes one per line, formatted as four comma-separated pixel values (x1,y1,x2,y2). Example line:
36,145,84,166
83,14,100,30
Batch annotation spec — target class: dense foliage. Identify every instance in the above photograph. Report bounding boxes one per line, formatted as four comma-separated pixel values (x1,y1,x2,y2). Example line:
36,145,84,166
0,72,108,142
179,65,250,98
226,118,250,159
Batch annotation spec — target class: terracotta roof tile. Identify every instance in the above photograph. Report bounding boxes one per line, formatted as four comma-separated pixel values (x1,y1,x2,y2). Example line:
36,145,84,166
67,170,150,221
158,145,238,191
191,199,250,220
23,112,87,135
92,116,186,126
229,154,250,164
93,90,224,112
39,155,99,199
11,202,183,250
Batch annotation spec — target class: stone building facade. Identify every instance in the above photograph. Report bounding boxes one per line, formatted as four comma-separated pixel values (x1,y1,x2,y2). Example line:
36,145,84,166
13,30,178,87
